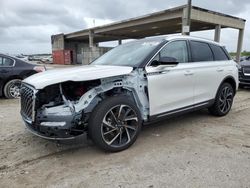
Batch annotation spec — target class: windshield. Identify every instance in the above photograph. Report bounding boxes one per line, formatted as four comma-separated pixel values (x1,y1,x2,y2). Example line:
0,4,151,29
92,40,163,67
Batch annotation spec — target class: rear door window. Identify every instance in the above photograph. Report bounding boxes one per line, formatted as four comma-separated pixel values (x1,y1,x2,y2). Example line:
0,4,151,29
0,57,14,67
190,41,214,62
210,44,229,61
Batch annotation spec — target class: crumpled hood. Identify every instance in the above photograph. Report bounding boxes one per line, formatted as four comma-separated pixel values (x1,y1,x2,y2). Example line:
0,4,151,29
23,65,133,89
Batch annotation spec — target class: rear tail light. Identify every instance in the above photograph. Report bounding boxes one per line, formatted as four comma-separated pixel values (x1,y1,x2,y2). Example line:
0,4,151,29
33,66,46,72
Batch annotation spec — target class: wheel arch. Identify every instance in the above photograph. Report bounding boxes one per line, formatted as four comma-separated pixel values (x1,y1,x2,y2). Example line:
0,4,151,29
221,76,237,95
216,76,237,98
82,86,142,122
101,87,135,100
87,87,137,112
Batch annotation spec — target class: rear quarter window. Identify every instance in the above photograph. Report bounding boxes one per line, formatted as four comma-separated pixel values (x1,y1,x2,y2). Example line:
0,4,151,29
190,41,213,62
210,44,230,61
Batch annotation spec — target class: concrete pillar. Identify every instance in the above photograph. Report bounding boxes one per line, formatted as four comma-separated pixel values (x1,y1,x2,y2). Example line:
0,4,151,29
236,29,244,63
118,39,122,45
182,7,191,35
214,25,221,42
89,30,94,48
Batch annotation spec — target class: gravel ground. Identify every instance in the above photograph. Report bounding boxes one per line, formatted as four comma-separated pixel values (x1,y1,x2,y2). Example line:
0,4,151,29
0,89,250,188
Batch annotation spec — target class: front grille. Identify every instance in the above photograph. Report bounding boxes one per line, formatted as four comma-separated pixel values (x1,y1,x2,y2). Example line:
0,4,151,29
243,67,250,74
20,84,36,122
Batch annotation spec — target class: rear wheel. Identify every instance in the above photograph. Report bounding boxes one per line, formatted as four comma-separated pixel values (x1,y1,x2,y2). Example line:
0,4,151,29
209,82,234,116
3,79,22,99
88,95,142,152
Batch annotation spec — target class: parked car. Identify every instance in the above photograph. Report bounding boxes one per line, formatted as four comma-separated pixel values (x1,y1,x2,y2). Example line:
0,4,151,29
0,54,46,99
240,56,247,62
15,55,29,62
20,36,238,152
41,56,53,64
238,56,250,88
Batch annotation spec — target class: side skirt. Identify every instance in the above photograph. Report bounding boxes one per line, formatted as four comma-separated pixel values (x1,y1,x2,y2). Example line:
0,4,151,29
146,100,214,124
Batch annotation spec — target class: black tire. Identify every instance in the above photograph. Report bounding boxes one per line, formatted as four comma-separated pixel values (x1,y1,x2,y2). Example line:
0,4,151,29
3,79,22,99
239,84,245,89
88,95,142,152
209,82,234,116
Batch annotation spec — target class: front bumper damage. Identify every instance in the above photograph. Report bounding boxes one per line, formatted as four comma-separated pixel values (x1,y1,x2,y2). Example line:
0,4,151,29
20,79,117,140
22,105,85,140
20,82,88,140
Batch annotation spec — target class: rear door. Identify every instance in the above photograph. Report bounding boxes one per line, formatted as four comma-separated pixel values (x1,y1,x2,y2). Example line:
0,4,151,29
189,41,227,104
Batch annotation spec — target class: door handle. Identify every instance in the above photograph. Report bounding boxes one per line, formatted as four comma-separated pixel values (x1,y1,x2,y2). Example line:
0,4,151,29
216,68,224,72
159,70,170,74
184,70,194,76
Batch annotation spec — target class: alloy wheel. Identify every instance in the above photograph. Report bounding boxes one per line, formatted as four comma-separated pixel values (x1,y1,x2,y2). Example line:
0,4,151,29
9,80,22,98
101,105,139,148
219,86,233,113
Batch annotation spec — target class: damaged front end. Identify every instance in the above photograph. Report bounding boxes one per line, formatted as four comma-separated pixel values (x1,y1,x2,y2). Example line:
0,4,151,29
20,80,100,139
20,68,149,140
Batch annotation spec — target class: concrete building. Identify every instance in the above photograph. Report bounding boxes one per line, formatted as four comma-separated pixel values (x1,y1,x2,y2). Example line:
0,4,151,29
51,5,245,65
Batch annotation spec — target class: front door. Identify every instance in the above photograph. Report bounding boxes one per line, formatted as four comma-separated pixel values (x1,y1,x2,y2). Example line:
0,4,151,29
146,40,194,116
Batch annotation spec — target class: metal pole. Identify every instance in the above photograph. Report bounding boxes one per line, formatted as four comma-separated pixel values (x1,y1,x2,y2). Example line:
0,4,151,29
236,29,244,63
187,0,192,35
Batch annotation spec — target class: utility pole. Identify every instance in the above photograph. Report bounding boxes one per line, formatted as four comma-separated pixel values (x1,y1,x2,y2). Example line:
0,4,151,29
183,0,192,35
187,0,192,35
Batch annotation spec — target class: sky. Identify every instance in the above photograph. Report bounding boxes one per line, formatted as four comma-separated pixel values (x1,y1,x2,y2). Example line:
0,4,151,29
0,0,249,54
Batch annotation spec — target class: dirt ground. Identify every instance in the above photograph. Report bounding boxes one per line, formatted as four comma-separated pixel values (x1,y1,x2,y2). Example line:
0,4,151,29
0,89,250,188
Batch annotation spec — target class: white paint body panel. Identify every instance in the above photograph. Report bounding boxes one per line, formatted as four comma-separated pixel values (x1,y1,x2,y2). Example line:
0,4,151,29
23,65,133,89
146,60,238,116
146,64,194,116
192,60,238,104
192,60,226,104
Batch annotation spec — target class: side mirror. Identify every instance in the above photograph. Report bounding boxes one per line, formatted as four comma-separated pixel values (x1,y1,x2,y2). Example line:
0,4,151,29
159,57,178,65
151,57,179,66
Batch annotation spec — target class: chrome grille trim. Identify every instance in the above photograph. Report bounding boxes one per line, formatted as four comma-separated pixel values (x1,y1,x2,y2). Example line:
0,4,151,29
20,83,37,122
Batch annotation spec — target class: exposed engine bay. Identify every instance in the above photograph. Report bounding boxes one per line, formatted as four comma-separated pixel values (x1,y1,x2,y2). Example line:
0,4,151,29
33,80,101,138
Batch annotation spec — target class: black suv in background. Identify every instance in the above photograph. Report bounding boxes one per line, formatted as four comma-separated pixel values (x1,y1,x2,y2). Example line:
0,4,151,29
239,56,250,88
0,54,45,99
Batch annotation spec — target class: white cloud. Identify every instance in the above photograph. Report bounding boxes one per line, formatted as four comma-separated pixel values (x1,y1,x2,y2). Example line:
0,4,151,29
0,0,249,54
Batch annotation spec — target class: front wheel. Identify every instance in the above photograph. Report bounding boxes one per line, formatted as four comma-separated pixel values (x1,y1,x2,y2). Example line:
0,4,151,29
88,95,142,152
209,82,234,116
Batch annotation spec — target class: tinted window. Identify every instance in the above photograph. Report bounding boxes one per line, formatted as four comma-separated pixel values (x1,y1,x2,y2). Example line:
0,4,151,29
160,41,188,63
0,57,14,66
190,41,213,62
210,44,229,61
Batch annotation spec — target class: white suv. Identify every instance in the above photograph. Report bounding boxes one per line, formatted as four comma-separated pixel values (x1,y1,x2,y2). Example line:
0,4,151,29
20,36,238,152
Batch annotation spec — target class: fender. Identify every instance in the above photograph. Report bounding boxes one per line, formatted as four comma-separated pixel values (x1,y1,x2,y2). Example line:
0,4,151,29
74,69,150,120
214,75,237,99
